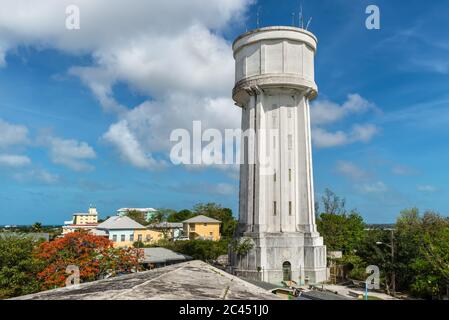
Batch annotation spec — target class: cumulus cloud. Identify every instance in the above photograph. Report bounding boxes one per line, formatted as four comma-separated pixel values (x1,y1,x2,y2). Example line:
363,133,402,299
392,165,418,176
417,185,437,193
0,0,251,170
313,124,378,148
310,94,379,149
311,94,376,126
13,169,59,184
0,118,29,148
335,160,370,181
102,120,166,170
39,134,96,171
359,181,388,194
0,154,31,167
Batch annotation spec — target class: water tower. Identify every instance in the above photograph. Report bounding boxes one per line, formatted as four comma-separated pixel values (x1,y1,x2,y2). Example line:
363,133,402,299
229,26,327,284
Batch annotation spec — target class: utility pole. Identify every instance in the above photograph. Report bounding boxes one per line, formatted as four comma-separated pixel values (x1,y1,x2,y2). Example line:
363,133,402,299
390,229,396,297
376,228,396,297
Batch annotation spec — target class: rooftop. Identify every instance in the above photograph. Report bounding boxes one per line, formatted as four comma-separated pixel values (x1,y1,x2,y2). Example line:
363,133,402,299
142,247,191,264
183,215,221,224
13,260,280,300
97,216,145,230
149,222,183,229
117,208,157,212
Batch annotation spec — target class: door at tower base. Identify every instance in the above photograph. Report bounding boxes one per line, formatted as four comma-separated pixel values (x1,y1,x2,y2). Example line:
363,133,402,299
229,232,327,285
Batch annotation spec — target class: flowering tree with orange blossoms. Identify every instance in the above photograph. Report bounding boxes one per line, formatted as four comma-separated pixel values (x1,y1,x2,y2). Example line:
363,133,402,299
34,232,142,290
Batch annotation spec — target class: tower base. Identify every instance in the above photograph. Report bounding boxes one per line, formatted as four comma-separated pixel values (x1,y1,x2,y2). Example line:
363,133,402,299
229,232,327,286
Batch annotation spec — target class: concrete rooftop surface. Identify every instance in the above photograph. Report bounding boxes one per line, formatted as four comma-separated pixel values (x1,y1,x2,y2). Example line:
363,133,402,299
13,260,281,300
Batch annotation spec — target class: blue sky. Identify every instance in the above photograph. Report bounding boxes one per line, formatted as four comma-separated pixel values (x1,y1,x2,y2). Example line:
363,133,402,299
1,0,448,224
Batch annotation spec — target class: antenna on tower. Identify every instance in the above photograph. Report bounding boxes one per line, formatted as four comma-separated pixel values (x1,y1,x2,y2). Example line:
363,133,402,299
298,2,304,28
306,17,313,30
291,12,296,27
256,6,261,29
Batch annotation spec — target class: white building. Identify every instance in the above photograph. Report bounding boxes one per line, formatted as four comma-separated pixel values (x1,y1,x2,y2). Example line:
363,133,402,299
117,208,158,222
229,26,327,285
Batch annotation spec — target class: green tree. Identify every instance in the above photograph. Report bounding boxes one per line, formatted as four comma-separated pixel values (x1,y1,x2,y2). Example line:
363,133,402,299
0,235,43,299
150,239,229,262
31,222,43,233
125,210,148,226
149,208,173,224
167,209,194,222
317,211,365,254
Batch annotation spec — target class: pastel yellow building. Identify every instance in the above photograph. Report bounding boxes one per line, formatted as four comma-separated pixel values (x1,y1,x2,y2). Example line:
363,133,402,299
62,207,99,235
183,215,221,241
134,229,165,245
73,207,99,224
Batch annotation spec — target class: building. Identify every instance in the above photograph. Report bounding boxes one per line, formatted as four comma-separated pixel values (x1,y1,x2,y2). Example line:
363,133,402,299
182,215,221,241
96,216,164,247
229,26,327,285
117,208,158,222
148,221,183,239
62,207,99,235
141,247,192,269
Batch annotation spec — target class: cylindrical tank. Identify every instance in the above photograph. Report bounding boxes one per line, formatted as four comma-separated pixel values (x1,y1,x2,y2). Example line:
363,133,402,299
232,26,318,106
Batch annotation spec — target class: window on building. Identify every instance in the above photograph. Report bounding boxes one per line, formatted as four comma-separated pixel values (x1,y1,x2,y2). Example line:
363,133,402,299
121,234,125,242
112,235,117,242
190,223,196,231
289,169,292,181
129,234,134,242
288,134,292,150
146,235,151,241
274,172,276,182
203,223,207,226
138,234,142,242
273,201,277,216
289,201,292,216
210,232,213,236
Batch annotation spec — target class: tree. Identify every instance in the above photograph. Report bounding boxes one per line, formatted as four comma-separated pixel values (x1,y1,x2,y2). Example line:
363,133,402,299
31,222,43,233
317,210,365,254
125,210,148,226
193,203,237,239
321,188,346,215
167,209,194,222
34,232,141,290
149,208,173,224
150,239,228,262
0,235,44,299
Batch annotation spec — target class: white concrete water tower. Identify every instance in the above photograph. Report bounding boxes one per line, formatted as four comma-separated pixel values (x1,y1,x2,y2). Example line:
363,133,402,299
229,26,327,284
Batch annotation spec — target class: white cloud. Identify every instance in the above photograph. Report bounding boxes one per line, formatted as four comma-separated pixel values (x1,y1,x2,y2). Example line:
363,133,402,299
359,181,388,194
311,94,376,126
391,165,418,176
313,124,378,148
310,94,379,149
212,183,235,195
102,120,166,170
0,154,31,167
335,161,369,181
40,135,96,171
0,1,251,170
417,185,437,193
13,169,59,184
0,118,29,148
